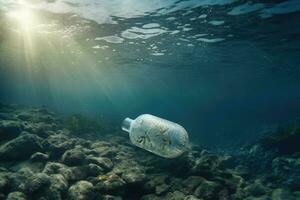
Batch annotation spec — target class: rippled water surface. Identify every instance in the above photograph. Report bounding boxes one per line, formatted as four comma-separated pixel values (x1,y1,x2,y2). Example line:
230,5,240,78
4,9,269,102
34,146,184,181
0,0,300,147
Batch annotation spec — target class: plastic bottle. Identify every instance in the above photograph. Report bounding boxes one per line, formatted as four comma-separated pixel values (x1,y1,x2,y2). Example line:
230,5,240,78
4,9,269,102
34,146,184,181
121,114,189,158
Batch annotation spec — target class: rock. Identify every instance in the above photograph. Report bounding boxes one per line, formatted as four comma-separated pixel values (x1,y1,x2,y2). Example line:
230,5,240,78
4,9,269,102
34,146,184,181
260,124,300,154
23,122,56,138
102,195,122,200
87,164,105,176
140,194,161,200
69,166,88,181
155,183,169,195
43,162,86,182
68,180,95,200
164,191,185,200
49,174,68,192
91,141,116,158
121,167,146,184
2,103,300,200
181,176,205,194
8,168,34,191
6,191,26,200
293,191,300,200
87,156,113,171
95,174,125,194
271,157,300,189
0,173,9,193
0,112,15,120
271,188,295,200
194,179,220,200
0,133,43,161
41,174,69,200
244,195,271,200
43,162,73,181
30,152,49,162
243,180,269,197
24,173,51,194
61,148,86,166
184,195,202,200
143,174,168,193
190,153,223,177
16,112,33,121
43,133,75,158
0,120,22,141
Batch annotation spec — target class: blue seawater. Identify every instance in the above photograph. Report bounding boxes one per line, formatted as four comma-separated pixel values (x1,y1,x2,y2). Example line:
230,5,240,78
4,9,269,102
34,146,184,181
0,0,300,148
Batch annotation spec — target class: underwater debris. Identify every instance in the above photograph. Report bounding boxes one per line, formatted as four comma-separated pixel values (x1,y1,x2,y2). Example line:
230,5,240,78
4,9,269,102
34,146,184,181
121,114,189,158
0,104,299,199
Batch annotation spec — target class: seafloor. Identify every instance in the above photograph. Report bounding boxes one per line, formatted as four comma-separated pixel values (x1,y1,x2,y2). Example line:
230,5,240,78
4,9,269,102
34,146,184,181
0,103,299,200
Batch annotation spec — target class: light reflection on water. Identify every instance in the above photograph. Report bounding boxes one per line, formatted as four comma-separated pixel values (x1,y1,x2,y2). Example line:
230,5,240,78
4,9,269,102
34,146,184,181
0,0,300,147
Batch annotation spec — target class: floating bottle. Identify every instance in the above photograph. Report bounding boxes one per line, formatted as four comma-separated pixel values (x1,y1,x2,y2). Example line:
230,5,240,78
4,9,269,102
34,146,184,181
121,114,189,158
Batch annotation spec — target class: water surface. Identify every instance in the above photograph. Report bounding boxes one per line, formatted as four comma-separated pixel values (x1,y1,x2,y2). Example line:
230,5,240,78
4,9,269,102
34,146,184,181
0,0,300,147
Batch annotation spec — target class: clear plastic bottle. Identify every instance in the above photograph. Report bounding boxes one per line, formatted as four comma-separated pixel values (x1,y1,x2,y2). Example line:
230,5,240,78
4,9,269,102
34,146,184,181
121,114,189,158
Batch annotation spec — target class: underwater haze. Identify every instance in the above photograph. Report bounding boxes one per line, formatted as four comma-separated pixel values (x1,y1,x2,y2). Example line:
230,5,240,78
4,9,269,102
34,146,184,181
1,0,300,148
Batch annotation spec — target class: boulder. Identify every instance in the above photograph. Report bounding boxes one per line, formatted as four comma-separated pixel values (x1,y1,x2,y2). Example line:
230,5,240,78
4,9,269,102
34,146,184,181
121,167,146,184
86,156,113,171
0,133,43,161
43,133,75,158
43,162,86,182
181,176,205,194
271,188,295,200
140,194,161,200
184,195,202,200
87,164,105,176
0,120,22,141
42,174,69,200
194,179,220,200
61,148,86,166
30,152,49,162
102,195,122,200
8,168,34,192
6,191,26,200
0,173,10,193
260,124,300,154
24,173,51,194
95,174,125,194
164,191,185,200
43,162,73,181
68,180,95,200
155,183,169,195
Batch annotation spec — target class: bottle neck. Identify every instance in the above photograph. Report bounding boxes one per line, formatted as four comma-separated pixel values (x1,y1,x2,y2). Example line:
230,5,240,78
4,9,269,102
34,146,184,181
121,117,133,133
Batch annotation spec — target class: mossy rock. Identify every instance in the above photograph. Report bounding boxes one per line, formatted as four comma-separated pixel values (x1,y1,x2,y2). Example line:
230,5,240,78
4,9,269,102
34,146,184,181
260,124,300,154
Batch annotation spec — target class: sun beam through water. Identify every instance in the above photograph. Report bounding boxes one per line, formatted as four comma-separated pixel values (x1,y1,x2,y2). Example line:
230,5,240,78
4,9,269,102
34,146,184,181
6,0,36,33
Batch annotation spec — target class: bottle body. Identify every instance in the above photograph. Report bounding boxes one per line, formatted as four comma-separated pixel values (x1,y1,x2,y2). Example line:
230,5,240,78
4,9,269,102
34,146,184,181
122,114,189,158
